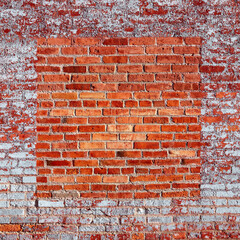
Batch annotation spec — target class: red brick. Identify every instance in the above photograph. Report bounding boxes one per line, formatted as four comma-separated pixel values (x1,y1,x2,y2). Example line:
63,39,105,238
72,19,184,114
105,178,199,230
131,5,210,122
61,47,88,55
44,74,70,82
118,65,143,73
52,92,78,99
184,37,202,45
103,38,128,45
103,176,128,183
129,37,155,45
157,55,184,63
146,83,172,91
146,46,172,54
74,38,100,45
76,56,101,64
129,56,155,63
157,37,183,45
200,65,225,73
37,47,59,55
118,47,144,54
145,65,171,72
89,65,115,73
174,46,200,54
47,57,74,64
47,38,71,45
172,65,199,73
90,47,116,55
63,66,87,73
129,74,155,82
103,56,128,63
134,142,159,149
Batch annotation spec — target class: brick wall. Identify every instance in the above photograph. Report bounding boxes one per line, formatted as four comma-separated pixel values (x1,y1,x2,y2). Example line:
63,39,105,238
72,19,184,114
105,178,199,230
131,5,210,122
36,37,202,199
0,0,239,239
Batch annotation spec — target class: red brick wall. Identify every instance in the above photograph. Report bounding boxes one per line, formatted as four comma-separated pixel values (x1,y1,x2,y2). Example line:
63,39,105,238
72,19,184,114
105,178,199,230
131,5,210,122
36,37,202,199
1,0,239,239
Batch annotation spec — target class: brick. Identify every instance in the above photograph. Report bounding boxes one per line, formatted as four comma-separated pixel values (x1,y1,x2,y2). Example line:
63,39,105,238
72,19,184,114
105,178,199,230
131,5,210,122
118,47,144,54
47,57,74,64
103,56,128,63
129,74,155,82
147,134,173,140
73,160,98,167
145,65,171,72
200,65,225,73
129,56,155,63
0,224,21,232
93,133,117,141
74,38,100,45
89,65,115,73
118,65,143,73
131,175,156,182
157,55,184,63
146,83,172,91
76,176,102,183
76,56,101,64
90,151,115,158
36,66,60,73
63,66,87,73
103,176,128,183
129,37,155,45
101,74,127,82
107,142,132,149
52,92,78,99
37,47,59,55
44,74,70,82
157,37,183,45
131,109,156,116
162,125,187,132
80,142,105,149
134,142,159,149
184,37,202,45
169,150,196,157
47,38,71,45
90,47,116,55
174,46,200,54
80,92,105,99
61,47,88,55
50,109,74,116
103,38,128,45
172,65,199,73
146,46,172,54
135,125,160,132
78,125,105,132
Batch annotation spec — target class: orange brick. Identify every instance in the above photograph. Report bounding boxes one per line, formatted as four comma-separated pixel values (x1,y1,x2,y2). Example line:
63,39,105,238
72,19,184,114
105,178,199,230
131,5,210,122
103,56,128,63
76,56,101,64
103,176,128,183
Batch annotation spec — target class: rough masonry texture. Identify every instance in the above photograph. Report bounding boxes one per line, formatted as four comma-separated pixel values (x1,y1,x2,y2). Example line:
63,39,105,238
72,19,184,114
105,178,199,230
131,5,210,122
36,37,202,199
0,0,240,239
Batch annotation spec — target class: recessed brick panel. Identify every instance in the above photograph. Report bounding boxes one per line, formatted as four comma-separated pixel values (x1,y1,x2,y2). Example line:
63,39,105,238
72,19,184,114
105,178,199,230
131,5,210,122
36,37,202,199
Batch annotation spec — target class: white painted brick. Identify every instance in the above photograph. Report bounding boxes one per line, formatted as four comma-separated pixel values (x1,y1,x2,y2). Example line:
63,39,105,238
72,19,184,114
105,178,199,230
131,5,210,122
148,216,172,223
202,215,227,222
145,199,171,206
38,200,64,207
216,207,240,214
0,143,12,149
0,209,24,216
22,176,36,183
79,225,105,232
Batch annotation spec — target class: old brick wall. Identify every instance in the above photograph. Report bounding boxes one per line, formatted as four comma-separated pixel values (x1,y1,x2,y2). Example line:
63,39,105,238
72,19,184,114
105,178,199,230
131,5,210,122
0,0,240,239
36,37,202,199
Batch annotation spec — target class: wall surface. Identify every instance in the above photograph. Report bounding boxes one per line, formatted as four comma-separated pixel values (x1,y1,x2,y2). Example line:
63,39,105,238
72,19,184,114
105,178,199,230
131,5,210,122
0,0,239,239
